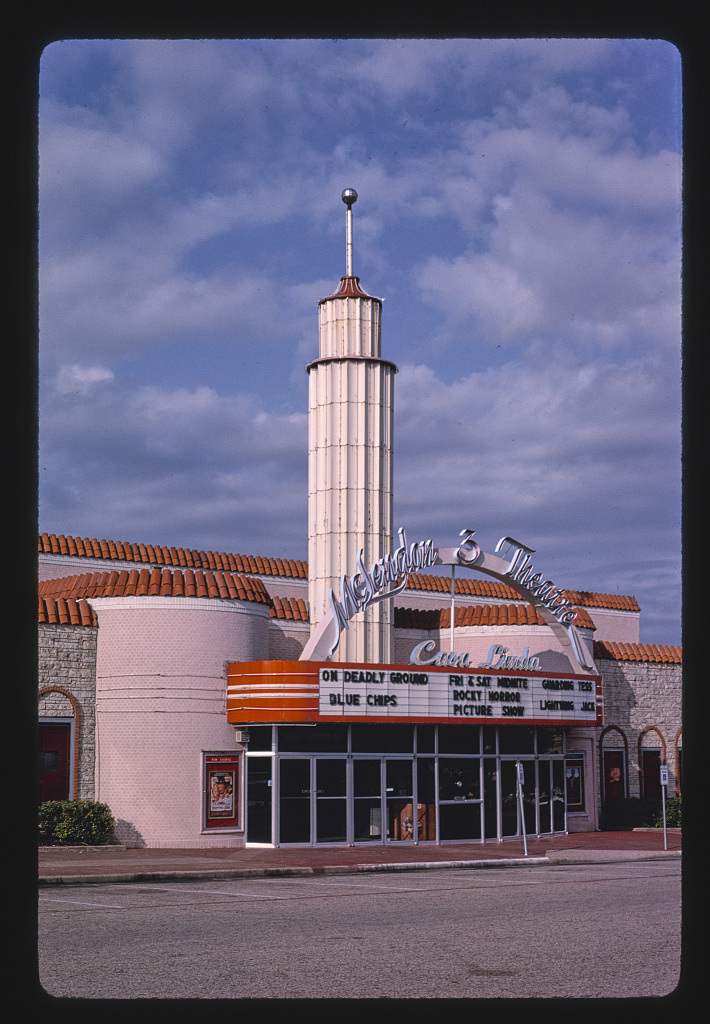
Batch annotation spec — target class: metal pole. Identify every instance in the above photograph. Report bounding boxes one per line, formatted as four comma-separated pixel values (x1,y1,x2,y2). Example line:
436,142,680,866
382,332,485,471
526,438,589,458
341,188,358,277
450,565,455,652
517,761,528,856
346,204,353,276
661,765,668,850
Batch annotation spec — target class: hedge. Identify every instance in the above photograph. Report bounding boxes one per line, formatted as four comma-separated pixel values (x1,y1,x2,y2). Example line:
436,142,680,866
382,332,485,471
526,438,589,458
599,797,661,830
599,796,681,830
38,800,115,846
653,797,681,829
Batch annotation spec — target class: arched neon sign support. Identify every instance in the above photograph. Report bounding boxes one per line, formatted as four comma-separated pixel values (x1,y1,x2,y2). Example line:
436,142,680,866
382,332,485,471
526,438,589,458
300,529,595,673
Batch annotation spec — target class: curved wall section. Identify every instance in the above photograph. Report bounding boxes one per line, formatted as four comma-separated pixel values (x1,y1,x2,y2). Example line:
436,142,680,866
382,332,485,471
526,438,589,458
89,597,269,847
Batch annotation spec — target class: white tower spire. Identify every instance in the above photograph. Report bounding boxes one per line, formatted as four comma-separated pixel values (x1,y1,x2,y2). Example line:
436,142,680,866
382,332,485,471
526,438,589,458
306,190,397,663
342,187,357,276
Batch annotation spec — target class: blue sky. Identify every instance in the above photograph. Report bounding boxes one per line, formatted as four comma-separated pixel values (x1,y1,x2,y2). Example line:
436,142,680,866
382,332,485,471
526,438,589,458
38,38,682,644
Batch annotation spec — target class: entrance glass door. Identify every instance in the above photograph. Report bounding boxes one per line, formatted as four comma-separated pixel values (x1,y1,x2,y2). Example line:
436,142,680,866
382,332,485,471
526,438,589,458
352,758,416,843
483,758,498,839
315,759,347,843
353,759,382,842
536,759,566,834
278,758,311,844
385,760,415,841
246,756,272,843
500,760,536,837
438,757,482,840
279,757,348,845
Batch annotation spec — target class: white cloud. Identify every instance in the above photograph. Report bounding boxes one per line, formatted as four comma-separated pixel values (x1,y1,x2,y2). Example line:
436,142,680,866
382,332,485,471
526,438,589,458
55,364,115,395
37,39,682,642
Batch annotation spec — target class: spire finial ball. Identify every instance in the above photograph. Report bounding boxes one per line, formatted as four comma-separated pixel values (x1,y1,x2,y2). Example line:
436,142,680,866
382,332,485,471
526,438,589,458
341,188,358,206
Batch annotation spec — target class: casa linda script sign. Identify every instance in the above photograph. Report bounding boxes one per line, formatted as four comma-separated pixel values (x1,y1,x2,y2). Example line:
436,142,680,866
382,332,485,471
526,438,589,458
300,528,594,673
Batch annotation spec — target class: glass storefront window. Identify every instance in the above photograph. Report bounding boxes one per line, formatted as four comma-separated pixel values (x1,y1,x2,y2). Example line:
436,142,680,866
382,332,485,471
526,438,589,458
499,726,534,754
246,725,273,751
249,723,569,846
416,724,435,752
438,725,480,754
439,802,482,840
351,723,413,752
278,724,347,752
482,726,497,754
439,758,480,801
537,727,564,754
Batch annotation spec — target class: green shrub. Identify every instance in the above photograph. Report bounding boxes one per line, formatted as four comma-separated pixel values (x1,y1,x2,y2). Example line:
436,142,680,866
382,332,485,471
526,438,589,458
653,797,681,828
38,800,115,846
599,797,661,830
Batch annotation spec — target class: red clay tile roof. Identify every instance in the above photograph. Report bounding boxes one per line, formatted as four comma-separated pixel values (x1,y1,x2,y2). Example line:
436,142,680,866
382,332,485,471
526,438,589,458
406,573,639,612
38,570,271,605
406,573,521,601
38,535,639,611
38,533,307,580
38,596,98,627
564,591,641,612
593,641,681,664
395,604,595,631
270,596,310,622
318,276,380,303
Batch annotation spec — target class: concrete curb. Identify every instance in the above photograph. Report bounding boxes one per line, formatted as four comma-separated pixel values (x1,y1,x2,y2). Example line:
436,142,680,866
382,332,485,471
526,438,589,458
38,857,550,886
37,849,680,886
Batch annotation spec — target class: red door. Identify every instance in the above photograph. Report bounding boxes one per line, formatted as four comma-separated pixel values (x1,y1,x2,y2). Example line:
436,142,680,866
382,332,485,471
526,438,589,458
641,750,661,799
38,723,71,802
603,749,625,807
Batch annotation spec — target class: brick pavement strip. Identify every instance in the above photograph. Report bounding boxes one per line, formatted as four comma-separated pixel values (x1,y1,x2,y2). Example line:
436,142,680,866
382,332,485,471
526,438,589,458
37,830,680,884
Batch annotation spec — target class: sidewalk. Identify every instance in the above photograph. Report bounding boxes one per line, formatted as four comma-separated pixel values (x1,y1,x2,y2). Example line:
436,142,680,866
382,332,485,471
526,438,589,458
38,830,681,886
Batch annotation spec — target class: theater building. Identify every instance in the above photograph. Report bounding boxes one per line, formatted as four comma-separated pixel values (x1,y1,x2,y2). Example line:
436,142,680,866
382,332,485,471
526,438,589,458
38,191,681,848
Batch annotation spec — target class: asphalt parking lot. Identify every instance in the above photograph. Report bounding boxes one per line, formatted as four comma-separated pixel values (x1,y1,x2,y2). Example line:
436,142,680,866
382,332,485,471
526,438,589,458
38,859,682,999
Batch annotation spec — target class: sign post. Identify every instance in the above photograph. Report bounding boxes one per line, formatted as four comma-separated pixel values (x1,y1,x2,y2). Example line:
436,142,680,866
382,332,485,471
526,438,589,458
516,761,528,856
660,764,669,850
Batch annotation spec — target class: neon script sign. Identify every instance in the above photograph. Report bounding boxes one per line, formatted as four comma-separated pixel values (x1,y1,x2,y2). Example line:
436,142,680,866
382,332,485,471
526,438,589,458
327,528,436,658
300,527,594,672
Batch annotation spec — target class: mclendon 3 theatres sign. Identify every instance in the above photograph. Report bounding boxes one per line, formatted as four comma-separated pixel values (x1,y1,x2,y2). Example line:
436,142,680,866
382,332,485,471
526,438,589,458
226,661,603,727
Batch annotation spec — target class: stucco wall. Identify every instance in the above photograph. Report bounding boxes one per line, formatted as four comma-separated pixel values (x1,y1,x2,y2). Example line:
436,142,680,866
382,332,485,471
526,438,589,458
585,608,640,644
268,619,309,660
89,597,270,847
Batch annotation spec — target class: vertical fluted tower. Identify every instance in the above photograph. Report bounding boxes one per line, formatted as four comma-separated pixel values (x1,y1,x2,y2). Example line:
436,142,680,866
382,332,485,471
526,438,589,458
307,190,397,662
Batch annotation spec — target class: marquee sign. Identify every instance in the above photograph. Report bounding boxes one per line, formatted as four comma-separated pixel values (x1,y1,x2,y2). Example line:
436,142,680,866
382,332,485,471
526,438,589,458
226,660,603,727
318,664,601,723
299,527,595,672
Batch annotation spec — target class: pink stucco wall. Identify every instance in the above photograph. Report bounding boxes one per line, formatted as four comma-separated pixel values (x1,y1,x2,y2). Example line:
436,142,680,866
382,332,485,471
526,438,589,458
90,597,269,847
